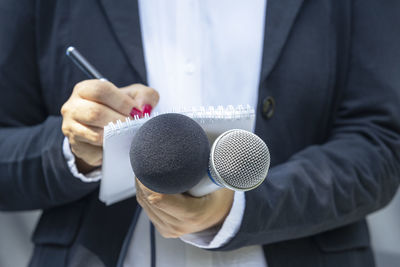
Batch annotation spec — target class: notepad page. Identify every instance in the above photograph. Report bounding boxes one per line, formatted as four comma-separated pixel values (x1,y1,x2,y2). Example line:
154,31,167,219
100,105,255,205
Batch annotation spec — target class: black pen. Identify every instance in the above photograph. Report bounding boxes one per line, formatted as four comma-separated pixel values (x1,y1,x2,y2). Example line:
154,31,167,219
66,46,105,80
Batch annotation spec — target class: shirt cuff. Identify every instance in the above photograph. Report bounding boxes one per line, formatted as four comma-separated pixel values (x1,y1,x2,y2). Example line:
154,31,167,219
180,191,245,249
62,137,102,182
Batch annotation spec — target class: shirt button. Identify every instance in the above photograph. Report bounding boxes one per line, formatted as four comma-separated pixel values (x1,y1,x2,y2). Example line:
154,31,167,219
184,62,196,75
261,96,275,119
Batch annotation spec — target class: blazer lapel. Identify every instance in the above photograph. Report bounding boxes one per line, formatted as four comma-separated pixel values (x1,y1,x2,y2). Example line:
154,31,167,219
260,0,305,83
98,0,147,83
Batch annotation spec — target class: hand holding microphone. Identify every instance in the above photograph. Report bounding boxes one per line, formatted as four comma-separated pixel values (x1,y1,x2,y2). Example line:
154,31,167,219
130,113,270,238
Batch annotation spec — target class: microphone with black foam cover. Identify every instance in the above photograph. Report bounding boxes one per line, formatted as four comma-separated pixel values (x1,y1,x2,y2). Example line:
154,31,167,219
130,113,210,194
130,113,270,196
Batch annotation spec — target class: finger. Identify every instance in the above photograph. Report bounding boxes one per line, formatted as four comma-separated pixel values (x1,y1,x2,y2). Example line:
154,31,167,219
75,80,136,116
74,126,104,146
136,181,182,224
136,193,182,238
136,178,161,197
64,121,104,146
120,84,159,109
136,187,168,226
72,98,128,127
136,179,195,215
139,202,170,236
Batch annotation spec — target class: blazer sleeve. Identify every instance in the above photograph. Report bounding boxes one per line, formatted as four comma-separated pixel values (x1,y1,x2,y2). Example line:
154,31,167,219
0,1,98,211
217,0,400,250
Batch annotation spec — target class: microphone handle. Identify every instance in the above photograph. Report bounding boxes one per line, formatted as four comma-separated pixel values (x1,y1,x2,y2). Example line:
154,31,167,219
187,175,221,197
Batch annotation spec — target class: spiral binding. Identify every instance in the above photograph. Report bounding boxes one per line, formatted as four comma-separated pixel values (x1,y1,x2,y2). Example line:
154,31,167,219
104,105,255,139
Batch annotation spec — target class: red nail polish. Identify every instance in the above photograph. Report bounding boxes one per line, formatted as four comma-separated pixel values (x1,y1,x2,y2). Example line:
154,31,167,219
130,107,143,118
142,104,152,116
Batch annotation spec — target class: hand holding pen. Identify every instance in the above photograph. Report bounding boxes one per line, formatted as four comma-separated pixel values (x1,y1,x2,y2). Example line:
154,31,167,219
62,46,159,173
66,46,155,118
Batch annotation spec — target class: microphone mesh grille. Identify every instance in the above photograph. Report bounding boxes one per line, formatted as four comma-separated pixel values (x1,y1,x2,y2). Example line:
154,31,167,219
211,130,270,190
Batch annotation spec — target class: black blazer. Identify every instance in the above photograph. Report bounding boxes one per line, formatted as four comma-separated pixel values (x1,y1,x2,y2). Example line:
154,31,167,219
0,0,400,266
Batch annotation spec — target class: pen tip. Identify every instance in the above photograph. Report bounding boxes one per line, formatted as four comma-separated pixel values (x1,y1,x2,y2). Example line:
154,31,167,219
66,46,75,56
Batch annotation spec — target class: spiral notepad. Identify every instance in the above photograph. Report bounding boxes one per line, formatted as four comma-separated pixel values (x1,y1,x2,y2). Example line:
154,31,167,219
100,105,255,205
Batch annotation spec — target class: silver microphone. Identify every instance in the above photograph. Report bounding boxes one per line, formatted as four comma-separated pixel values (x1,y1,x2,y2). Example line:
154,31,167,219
188,129,270,197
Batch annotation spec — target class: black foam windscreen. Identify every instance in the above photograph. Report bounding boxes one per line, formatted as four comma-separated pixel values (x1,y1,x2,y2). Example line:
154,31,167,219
130,113,210,194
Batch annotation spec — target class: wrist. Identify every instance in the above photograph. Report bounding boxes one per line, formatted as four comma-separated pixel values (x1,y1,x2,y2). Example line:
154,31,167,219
75,157,99,174
180,191,245,249
206,189,234,230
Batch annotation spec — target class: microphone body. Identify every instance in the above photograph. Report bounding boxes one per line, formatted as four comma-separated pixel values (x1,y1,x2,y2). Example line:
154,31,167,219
188,176,220,197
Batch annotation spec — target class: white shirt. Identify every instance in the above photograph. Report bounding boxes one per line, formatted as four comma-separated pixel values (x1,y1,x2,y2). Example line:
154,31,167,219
63,0,267,266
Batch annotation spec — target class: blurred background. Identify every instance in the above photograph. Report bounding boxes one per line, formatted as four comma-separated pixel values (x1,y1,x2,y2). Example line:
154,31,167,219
368,189,400,267
0,189,399,267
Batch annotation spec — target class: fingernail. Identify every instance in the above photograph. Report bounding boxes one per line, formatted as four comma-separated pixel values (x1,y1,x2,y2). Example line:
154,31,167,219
142,104,152,116
130,107,143,118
